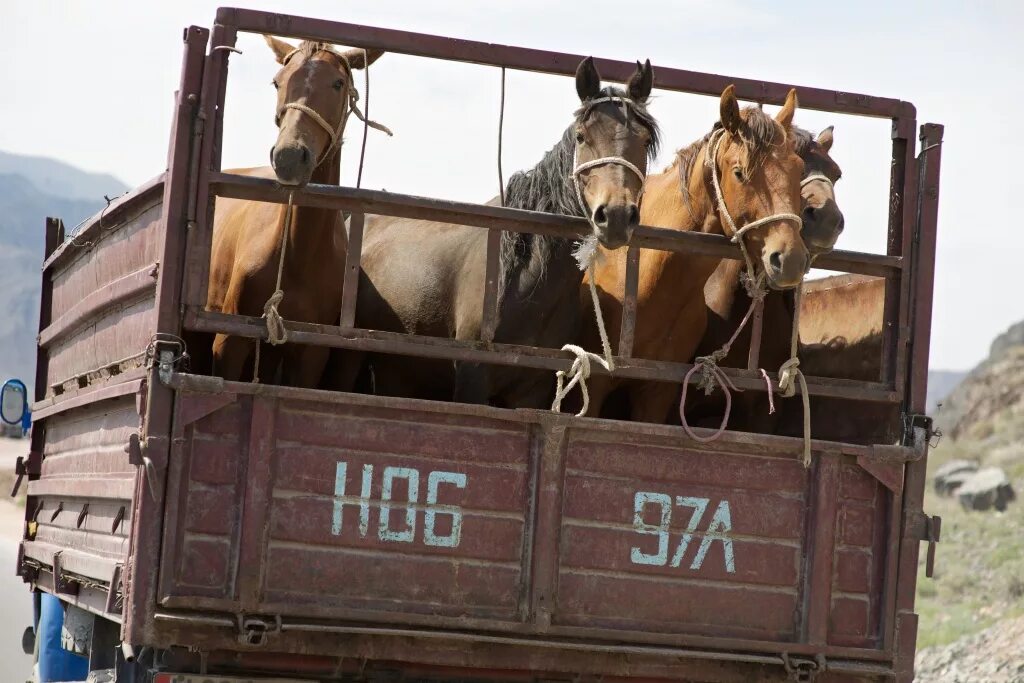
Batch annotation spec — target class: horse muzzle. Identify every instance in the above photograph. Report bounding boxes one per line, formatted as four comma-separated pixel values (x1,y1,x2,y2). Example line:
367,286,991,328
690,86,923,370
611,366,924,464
801,198,845,257
764,247,810,290
592,202,639,250
270,142,314,186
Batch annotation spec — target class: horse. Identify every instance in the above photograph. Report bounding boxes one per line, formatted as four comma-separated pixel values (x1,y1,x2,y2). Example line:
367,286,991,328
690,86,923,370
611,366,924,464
779,273,897,445
206,36,383,386
578,86,808,423
686,126,844,433
326,57,659,408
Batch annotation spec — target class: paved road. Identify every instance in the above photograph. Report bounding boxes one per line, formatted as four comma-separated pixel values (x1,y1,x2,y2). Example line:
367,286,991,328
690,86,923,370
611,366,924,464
0,535,34,683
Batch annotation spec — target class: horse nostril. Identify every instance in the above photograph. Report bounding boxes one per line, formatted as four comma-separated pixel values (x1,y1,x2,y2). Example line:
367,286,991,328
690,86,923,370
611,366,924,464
300,146,311,164
269,146,276,165
627,205,639,226
802,206,816,223
769,251,783,273
593,204,608,226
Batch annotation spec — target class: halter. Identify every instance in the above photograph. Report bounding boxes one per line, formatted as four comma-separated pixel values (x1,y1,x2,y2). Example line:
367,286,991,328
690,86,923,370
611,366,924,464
706,128,802,293
571,96,648,222
800,172,835,190
275,47,393,171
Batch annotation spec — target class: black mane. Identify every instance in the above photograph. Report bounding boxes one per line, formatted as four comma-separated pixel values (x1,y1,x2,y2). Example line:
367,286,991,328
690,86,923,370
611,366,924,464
497,86,659,303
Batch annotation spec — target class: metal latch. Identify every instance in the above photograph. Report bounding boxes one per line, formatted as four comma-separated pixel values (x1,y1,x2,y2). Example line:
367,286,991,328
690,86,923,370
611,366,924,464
902,413,940,449
236,614,281,647
782,653,826,682
146,333,189,386
923,514,941,578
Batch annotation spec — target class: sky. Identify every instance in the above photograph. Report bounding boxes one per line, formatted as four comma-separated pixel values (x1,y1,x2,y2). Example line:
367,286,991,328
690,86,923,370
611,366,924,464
1,0,1021,371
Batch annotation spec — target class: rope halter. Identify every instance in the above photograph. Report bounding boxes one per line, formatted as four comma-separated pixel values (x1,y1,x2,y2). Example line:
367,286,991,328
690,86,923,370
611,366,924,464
800,172,834,191
706,128,802,294
276,47,393,170
571,96,648,223
551,95,648,416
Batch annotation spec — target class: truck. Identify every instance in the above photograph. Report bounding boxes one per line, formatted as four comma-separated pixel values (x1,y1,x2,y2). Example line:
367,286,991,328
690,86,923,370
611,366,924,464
10,8,943,682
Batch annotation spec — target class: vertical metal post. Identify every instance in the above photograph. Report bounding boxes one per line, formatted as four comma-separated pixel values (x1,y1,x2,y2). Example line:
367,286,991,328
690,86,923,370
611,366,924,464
746,299,765,370
891,123,943,681
339,213,365,330
123,25,208,647
182,22,237,312
481,230,502,343
617,245,640,358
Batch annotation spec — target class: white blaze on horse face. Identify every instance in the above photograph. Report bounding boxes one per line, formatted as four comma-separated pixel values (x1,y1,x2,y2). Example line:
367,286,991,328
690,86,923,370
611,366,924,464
631,490,736,573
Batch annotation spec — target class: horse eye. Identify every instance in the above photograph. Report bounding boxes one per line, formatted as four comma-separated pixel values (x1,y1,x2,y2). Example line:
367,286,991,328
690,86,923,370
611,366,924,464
272,80,279,90
333,79,345,91
733,167,744,182
575,131,585,144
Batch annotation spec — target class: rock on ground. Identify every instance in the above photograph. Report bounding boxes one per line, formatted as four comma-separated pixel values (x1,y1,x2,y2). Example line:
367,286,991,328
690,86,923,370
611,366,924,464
934,459,979,496
916,616,1024,682
957,467,1016,512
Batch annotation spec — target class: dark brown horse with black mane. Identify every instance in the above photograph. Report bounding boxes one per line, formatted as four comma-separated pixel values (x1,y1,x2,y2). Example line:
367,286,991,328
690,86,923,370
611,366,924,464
327,58,659,407
206,36,382,386
686,125,843,432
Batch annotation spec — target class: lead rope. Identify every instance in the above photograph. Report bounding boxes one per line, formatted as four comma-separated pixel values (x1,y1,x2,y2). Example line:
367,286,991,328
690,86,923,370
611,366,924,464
779,282,812,466
552,96,646,416
677,130,811,464
252,190,296,382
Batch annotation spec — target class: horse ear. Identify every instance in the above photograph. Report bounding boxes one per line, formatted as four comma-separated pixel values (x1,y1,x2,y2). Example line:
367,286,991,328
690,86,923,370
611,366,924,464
576,57,601,102
816,125,834,152
264,35,297,65
340,48,384,70
627,59,654,102
775,88,798,131
720,85,742,134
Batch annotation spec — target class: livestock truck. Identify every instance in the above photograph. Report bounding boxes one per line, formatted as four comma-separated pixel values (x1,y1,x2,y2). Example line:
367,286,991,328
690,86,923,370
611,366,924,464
9,8,943,682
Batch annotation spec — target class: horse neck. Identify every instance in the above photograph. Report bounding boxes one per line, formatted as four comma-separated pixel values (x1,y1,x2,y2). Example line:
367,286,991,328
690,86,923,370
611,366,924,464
287,146,344,259
634,151,723,304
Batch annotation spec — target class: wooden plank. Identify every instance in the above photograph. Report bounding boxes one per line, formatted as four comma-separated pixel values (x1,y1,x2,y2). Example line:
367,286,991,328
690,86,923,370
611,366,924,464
617,245,639,358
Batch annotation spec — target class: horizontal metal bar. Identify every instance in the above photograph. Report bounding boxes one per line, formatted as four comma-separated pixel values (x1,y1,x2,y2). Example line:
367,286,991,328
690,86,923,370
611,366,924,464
38,263,159,348
211,173,902,277
187,307,899,403
43,174,165,273
32,375,144,421
218,7,909,118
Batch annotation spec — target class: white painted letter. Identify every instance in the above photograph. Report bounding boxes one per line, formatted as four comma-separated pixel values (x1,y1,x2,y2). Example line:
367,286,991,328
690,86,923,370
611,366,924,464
379,466,419,543
332,461,348,536
690,500,735,573
670,496,709,568
424,471,467,547
631,492,672,566
359,464,373,538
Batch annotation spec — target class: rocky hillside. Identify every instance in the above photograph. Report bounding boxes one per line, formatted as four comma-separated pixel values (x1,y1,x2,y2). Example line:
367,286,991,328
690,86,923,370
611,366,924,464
914,318,1024,679
0,152,128,391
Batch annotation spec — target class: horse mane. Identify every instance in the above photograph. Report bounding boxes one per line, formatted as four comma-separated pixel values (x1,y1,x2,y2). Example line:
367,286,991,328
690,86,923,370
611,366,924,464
790,125,814,157
291,41,352,72
497,86,660,300
674,105,787,204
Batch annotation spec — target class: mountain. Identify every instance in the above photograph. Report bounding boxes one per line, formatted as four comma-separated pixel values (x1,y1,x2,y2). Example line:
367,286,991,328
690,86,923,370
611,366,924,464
927,369,968,413
0,151,128,203
0,152,129,394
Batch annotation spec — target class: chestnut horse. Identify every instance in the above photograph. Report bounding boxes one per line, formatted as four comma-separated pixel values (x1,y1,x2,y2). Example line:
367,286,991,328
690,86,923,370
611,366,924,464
579,87,808,422
687,126,844,432
329,58,659,407
207,37,383,386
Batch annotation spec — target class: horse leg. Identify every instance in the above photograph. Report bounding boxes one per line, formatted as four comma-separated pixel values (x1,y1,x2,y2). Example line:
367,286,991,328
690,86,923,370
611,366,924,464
628,380,681,424
281,343,330,389
453,362,491,405
576,375,615,418
322,349,367,392
212,333,255,382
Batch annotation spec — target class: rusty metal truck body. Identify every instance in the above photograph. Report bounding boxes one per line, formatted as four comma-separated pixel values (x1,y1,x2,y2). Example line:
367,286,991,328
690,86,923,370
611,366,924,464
14,9,943,681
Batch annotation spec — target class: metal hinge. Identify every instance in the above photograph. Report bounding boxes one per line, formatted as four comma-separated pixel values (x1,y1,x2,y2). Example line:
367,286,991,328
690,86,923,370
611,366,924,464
236,614,282,647
923,514,942,578
783,653,826,682
902,413,940,449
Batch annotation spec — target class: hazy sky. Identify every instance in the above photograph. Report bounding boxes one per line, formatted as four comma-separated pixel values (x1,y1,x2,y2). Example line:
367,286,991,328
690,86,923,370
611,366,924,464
1,0,1021,370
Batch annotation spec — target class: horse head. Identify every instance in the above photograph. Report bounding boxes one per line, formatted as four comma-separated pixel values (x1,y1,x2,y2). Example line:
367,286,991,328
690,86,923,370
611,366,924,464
708,86,808,289
264,35,383,186
795,125,844,258
572,57,658,249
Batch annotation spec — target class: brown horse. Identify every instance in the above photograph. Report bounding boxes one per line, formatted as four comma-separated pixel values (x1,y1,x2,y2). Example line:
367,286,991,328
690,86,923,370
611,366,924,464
206,37,382,386
687,126,844,432
580,87,808,422
780,274,896,444
328,58,659,407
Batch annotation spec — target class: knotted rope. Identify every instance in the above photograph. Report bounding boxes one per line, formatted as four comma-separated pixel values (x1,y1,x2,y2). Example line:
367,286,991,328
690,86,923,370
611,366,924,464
778,282,812,466
550,95,647,416
252,190,296,383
